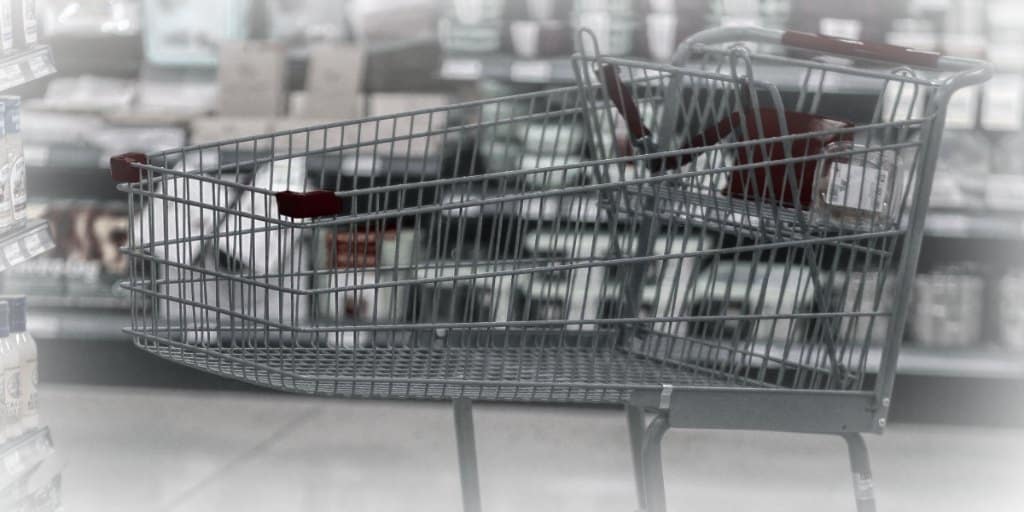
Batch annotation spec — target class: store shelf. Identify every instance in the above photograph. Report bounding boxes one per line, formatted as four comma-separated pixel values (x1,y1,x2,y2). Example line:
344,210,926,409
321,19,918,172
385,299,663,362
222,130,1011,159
0,220,55,272
0,45,57,92
440,55,577,84
924,209,1024,240
438,54,887,94
24,144,105,171
26,293,128,310
29,309,129,342
892,346,1024,379
743,339,1024,380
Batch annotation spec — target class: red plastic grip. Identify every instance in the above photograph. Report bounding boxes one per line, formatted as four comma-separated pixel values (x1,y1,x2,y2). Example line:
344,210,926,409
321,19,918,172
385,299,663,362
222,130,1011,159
110,152,147,183
781,30,941,69
599,64,651,141
275,190,343,219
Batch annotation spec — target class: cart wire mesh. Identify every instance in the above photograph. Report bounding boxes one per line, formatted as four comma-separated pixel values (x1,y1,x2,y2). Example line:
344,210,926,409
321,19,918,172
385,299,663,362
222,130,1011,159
115,34,977,404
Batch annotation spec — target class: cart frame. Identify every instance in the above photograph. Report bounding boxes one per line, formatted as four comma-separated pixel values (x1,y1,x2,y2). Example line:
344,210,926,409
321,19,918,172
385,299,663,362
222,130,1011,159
109,25,991,512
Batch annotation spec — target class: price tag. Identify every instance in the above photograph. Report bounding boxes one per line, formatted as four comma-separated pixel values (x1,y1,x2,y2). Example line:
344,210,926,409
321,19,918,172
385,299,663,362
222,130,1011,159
23,145,48,167
22,232,44,257
819,18,863,41
945,86,979,129
440,59,482,81
509,60,552,83
981,74,1024,131
925,213,970,237
27,54,49,77
3,242,22,266
0,63,20,89
29,314,59,340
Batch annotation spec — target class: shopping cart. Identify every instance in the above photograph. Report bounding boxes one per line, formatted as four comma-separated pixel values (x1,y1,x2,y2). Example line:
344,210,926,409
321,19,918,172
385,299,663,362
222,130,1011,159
109,26,989,512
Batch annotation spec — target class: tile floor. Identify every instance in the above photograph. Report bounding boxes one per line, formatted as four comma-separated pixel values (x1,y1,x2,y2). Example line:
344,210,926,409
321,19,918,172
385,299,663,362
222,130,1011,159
38,383,1024,512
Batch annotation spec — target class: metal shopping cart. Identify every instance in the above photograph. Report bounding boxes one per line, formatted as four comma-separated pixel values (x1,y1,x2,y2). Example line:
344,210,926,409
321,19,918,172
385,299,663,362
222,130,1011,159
110,26,990,512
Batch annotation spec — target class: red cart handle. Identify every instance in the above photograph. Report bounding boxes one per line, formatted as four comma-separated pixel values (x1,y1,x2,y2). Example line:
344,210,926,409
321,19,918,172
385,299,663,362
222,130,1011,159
599,64,650,141
275,190,343,219
780,30,941,69
677,26,944,69
110,152,147,183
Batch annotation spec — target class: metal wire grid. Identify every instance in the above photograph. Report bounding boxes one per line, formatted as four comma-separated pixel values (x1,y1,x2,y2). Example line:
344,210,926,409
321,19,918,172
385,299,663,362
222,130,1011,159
117,40,944,402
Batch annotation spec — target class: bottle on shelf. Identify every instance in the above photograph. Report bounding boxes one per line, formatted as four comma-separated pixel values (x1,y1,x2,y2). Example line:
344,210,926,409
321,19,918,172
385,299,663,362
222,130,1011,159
6,296,36,432
0,300,19,441
0,0,14,52
11,0,37,49
0,101,10,233
0,96,25,227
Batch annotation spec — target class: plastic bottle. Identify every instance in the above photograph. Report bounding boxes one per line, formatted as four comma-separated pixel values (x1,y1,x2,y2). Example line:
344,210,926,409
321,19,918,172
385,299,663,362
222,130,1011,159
0,1,14,52
0,302,6,445
0,96,25,226
0,101,10,232
11,0,37,49
0,301,19,440
7,297,36,432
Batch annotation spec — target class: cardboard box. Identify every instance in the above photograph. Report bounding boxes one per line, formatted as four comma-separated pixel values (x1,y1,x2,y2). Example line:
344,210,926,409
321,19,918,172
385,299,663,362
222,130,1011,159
290,44,366,119
217,42,287,116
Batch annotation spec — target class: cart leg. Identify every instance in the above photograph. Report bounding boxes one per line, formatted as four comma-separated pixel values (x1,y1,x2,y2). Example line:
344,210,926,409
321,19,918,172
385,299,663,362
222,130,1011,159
626,405,648,512
453,399,483,512
841,433,877,512
641,412,671,512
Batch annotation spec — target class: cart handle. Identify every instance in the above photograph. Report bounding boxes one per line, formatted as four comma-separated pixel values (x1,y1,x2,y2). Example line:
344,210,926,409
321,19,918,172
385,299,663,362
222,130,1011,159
674,26,981,72
275,190,343,218
110,152,148,183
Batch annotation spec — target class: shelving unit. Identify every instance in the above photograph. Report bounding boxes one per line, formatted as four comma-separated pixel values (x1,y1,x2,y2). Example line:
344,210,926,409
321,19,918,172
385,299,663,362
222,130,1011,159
0,32,62,510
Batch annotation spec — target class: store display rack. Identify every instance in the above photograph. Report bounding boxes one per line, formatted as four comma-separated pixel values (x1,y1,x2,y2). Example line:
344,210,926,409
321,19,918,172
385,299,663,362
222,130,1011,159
0,35,62,511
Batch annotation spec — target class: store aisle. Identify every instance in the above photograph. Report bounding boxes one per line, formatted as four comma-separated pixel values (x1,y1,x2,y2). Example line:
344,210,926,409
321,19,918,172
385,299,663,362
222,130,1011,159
40,384,1023,512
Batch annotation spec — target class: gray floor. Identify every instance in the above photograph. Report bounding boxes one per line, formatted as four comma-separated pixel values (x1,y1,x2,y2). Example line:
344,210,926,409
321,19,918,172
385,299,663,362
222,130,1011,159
39,383,1024,512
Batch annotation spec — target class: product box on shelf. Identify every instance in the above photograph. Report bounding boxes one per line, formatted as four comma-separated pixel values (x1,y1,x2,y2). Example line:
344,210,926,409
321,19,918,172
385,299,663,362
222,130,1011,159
267,0,349,56
314,227,422,331
40,0,139,37
998,271,1024,351
216,41,288,116
142,0,249,66
911,268,986,349
300,43,365,120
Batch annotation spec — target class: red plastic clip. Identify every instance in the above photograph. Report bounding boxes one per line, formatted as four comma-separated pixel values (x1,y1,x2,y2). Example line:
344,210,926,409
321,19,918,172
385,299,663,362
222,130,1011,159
275,190,344,219
110,152,148,183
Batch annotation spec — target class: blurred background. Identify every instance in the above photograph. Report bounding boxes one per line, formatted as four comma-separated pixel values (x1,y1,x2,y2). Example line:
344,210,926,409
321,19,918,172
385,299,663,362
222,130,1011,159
0,0,1021,510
